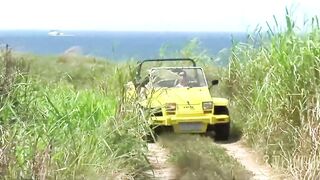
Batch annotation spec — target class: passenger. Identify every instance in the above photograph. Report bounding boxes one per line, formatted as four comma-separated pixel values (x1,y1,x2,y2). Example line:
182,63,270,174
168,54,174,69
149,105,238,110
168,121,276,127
175,71,188,87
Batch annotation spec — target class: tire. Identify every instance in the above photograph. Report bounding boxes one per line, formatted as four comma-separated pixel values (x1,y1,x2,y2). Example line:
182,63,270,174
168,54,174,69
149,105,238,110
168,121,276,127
154,126,173,135
206,125,215,138
214,122,230,141
145,133,156,143
142,124,156,143
143,126,172,143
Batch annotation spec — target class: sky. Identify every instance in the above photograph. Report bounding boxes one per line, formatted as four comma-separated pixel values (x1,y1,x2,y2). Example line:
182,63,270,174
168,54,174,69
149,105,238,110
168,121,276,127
0,0,319,32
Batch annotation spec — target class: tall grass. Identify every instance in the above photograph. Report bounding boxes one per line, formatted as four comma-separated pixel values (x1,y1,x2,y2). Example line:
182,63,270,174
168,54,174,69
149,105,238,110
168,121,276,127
0,37,248,178
0,48,151,179
227,12,320,179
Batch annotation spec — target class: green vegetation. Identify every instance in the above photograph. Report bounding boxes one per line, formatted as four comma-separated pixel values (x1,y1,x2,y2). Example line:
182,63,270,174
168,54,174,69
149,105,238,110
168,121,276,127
0,48,150,179
228,12,320,179
159,134,251,180
0,39,228,179
4,13,320,178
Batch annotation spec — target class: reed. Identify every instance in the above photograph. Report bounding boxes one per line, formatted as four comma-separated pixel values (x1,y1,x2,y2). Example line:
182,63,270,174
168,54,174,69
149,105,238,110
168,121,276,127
227,11,320,178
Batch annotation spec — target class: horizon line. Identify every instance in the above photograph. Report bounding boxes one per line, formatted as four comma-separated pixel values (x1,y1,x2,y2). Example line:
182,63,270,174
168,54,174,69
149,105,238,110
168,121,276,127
0,29,248,33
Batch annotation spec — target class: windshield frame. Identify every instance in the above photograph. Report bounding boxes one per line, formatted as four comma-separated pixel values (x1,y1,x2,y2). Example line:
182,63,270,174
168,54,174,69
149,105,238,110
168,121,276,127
149,67,208,88
136,58,196,82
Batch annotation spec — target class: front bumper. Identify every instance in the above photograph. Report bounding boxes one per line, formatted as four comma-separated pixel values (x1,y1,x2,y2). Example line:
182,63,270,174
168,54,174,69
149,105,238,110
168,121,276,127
150,114,229,133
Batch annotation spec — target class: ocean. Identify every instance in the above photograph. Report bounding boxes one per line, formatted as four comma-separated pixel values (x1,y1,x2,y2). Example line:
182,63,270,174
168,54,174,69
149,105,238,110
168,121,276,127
0,30,246,60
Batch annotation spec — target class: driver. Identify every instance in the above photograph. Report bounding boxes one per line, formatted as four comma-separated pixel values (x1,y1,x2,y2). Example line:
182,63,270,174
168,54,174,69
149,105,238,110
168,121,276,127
176,71,188,87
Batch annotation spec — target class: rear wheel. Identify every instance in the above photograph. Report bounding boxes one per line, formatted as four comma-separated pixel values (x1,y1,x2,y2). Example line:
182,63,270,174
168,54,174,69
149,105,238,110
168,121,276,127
214,122,230,141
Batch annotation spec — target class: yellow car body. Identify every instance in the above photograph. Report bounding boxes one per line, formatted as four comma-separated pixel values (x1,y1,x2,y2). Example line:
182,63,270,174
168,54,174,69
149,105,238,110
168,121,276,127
127,59,230,140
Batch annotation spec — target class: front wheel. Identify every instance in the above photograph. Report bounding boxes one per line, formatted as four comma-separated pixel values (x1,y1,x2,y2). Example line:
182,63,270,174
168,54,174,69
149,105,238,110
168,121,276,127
214,122,230,141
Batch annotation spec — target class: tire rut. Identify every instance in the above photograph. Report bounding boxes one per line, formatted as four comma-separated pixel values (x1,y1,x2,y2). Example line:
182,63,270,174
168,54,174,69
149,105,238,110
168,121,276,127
146,143,176,180
217,141,283,180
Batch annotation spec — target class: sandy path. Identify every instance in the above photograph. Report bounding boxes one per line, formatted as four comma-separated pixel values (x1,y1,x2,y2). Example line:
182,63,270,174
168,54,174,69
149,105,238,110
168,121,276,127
146,143,176,180
146,139,287,180
218,141,282,180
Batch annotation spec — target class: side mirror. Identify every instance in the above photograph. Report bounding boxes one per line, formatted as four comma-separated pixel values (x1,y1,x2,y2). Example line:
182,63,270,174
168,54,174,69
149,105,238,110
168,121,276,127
209,80,219,90
211,80,219,85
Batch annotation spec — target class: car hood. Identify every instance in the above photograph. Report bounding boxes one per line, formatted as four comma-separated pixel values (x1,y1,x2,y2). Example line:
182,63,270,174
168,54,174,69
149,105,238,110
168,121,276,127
146,87,212,107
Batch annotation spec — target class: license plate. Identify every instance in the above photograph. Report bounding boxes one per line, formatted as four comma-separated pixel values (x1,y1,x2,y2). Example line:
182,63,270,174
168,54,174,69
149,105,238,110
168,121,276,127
179,122,203,131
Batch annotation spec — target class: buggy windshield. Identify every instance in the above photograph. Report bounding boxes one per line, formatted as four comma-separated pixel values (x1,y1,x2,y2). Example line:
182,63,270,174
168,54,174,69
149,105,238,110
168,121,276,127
149,67,207,88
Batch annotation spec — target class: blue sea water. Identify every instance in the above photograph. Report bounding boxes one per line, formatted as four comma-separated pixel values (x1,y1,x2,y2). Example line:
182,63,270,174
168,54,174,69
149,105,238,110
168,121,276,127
0,30,246,60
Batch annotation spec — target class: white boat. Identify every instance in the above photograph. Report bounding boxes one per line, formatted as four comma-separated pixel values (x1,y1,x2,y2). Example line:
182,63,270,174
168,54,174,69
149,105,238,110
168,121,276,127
48,30,65,36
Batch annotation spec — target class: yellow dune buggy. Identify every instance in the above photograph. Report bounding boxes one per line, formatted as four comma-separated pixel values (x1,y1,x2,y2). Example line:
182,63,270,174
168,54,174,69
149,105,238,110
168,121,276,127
126,58,230,140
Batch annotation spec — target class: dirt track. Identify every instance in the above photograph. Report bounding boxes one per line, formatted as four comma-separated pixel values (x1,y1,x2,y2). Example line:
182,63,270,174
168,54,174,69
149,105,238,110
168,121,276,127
147,139,284,180
147,143,176,179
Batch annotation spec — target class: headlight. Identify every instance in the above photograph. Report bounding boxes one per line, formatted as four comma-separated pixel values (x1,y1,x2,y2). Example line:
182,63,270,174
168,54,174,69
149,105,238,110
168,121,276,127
202,101,213,110
165,103,176,111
